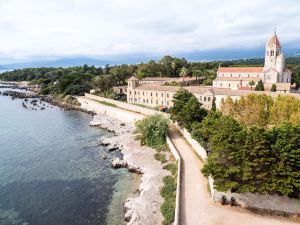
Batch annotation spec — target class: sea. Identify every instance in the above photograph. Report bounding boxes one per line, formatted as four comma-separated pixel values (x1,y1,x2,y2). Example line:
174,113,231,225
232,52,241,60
0,86,140,225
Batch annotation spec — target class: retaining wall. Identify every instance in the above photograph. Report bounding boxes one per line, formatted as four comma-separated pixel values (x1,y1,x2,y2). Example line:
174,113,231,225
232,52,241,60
85,93,168,118
166,136,181,225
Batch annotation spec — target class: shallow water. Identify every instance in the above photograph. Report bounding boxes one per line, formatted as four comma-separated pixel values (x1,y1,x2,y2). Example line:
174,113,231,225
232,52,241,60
0,88,137,225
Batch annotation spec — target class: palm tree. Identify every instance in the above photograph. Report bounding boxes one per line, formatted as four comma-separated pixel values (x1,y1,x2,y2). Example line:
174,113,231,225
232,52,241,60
248,80,255,91
180,67,188,85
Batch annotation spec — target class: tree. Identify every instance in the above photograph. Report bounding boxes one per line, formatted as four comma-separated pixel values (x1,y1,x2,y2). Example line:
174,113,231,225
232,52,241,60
135,114,168,149
270,95,300,127
169,89,207,131
269,123,300,197
230,94,273,127
248,80,255,90
255,80,264,91
220,96,236,116
179,67,188,84
201,115,244,192
169,88,193,125
180,96,207,131
211,97,217,112
271,84,277,92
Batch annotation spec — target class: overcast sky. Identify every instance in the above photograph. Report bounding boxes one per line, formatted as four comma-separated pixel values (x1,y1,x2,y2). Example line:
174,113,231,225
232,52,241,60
0,0,299,63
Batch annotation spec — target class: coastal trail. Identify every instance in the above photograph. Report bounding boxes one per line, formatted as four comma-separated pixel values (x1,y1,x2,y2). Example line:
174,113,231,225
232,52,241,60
168,125,298,225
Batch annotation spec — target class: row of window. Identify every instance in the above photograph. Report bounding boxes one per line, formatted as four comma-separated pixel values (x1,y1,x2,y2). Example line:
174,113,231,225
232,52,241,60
199,96,212,102
221,74,260,78
129,97,170,106
267,50,280,57
129,90,171,98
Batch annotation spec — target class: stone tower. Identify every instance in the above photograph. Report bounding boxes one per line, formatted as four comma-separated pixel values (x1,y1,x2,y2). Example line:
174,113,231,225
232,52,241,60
264,31,284,71
127,76,139,89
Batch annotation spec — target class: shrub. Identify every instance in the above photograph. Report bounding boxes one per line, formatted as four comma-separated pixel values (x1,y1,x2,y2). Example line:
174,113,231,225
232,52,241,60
135,114,168,150
154,153,167,164
160,176,176,225
163,163,178,176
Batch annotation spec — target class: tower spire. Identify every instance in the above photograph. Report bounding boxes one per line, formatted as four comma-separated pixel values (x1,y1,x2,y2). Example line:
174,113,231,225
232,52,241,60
274,27,277,35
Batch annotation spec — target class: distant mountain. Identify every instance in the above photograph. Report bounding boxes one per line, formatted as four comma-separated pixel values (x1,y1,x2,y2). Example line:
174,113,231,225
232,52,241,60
1,48,300,71
0,58,110,70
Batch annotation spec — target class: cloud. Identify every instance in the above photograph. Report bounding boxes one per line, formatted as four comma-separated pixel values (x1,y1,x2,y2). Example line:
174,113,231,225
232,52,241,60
0,0,299,63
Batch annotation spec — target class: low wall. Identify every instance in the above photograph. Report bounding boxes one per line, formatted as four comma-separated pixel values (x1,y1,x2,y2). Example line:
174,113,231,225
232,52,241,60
175,123,300,216
78,97,144,123
174,123,208,160
85,93,168,118
166,136,181,225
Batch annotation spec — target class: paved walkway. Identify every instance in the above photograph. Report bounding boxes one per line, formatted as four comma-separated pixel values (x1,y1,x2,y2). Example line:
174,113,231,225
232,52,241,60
168,125,298,225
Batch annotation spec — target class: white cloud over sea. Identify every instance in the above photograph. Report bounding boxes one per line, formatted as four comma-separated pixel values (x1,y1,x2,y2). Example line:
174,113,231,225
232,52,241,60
0,0,299,63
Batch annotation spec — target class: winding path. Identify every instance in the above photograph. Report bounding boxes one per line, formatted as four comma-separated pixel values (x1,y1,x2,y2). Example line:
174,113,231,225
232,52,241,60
168,125,298,225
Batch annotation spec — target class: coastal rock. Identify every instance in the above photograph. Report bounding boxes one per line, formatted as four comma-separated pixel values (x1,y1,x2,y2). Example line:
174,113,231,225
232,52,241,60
111,157,127,168
127,163,143,174
102,155,107,160
123,199,140,224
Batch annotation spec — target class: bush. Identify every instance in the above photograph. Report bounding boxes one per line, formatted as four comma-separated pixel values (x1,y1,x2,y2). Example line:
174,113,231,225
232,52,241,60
160,176,176,225
135,114,168,150
154,153,167,164
163,163,178,176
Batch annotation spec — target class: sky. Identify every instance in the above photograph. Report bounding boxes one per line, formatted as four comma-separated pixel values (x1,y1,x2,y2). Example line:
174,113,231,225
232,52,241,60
0,0,299,64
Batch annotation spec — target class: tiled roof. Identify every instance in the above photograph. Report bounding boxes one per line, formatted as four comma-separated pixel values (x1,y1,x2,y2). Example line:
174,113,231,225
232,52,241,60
218,67,264,73
214,77,262,81
128,76,139,81
267,33,281,48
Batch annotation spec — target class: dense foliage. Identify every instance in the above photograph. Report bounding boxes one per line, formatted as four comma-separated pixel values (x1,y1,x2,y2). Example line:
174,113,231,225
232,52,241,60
135,114,168,150
169,90,300,198
169,89,207,131
197,113,300,198
160,176,177,225
220,94,300,127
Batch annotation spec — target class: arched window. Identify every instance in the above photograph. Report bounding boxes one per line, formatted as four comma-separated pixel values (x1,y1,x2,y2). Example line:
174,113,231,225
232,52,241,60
271,50,274,56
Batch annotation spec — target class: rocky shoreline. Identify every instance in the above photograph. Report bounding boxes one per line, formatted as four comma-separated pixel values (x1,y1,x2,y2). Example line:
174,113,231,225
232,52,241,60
90,114,169,225
0,82,95,114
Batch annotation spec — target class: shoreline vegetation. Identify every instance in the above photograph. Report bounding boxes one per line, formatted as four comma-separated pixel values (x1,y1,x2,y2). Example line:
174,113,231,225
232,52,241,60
135,115,178,225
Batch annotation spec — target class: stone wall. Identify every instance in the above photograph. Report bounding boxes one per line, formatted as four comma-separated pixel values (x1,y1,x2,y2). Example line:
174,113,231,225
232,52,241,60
85,93,168,118
78,97,145,123
166,136,181,225
174,123,208,160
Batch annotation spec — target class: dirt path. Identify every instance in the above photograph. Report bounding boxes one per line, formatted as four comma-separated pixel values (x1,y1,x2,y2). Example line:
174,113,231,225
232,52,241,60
168,125,298,225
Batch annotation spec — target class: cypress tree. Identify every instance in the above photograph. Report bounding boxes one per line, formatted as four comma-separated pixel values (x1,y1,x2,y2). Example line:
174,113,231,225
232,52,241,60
271,84,277,92
255,80,265,91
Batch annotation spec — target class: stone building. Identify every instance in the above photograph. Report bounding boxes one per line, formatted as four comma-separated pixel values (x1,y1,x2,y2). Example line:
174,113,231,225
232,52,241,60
213,32,292,92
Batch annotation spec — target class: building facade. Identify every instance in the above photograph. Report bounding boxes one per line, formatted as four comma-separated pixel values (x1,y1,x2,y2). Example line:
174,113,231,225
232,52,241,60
213,32,292,92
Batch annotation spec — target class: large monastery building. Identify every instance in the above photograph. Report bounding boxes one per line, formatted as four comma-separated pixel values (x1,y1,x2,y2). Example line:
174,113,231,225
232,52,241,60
115,31,299,111
213,32,292,92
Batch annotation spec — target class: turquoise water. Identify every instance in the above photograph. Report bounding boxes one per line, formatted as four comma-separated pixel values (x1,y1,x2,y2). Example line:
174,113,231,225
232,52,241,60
0,88,134,225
